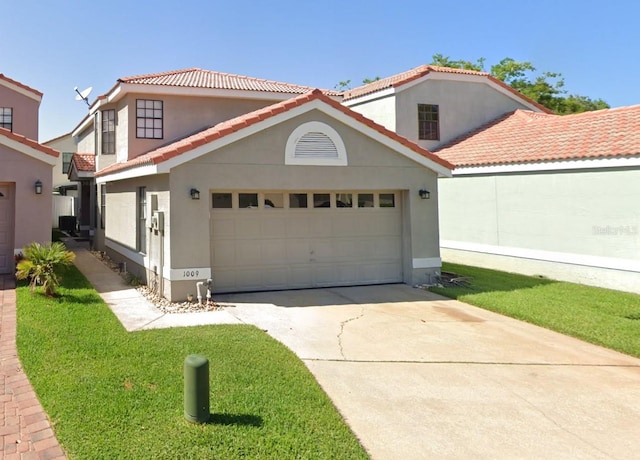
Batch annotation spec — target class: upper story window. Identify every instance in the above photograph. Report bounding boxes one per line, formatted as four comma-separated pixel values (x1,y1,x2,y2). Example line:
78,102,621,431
418,104,439,141
101,110,115,154
62,152,74,173
0,108,13,131
136,99,163,139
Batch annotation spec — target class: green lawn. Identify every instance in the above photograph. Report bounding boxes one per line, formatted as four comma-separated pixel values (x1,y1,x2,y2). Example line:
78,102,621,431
431,262,640,358
16,267,368,459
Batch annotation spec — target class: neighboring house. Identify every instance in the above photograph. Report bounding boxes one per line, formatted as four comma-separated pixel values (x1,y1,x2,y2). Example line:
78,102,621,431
0,74,59,274
73,69,451,299
44,132,77,196
342,65,550,151
434,107,640,294
342,65,640,294
67,153,96,234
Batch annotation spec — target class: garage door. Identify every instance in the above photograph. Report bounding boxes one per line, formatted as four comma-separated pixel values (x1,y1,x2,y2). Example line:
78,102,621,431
0,184,14,275
210,191,402,292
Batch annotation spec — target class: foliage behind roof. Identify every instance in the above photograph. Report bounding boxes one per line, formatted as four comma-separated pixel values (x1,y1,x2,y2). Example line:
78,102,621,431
342,65,552,113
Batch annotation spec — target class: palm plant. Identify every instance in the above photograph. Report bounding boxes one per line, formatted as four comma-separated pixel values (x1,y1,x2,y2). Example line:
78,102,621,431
15,242,75,296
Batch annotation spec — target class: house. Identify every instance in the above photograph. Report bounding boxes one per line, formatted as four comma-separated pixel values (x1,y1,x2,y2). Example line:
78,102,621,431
342,65,550,150
342,65,640,294
434,107,640,294
44,132,77,196
0,74,59,274
72,69,452,300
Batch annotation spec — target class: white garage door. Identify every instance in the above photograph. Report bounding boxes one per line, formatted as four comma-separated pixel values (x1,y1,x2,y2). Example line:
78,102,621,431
210,191,402,292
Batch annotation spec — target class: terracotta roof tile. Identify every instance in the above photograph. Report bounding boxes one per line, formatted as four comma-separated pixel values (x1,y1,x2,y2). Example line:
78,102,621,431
0,127,59,158
96,89,452,177
0,74,43,98
342,65,551,113
71,153,96,172
435,105,640,167
118,68,341,96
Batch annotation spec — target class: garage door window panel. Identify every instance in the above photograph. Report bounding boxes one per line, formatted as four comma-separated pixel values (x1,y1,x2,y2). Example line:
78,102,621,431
313,193,331,208
358,193,374,208
380,193,396,208
336,193,353,208
264,193,283,208
289,193,308,208
239,193,258,208
212,193,232,209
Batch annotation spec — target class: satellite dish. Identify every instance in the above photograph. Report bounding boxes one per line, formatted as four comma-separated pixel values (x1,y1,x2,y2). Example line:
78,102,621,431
74,86,93,106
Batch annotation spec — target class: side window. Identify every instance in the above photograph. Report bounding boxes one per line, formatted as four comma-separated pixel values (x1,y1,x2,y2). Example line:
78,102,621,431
62,152,74,173
102,109,116,154
418,104,439,141
0,108,13,131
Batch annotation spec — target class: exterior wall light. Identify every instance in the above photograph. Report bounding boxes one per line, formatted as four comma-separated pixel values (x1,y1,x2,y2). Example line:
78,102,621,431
418,188,430,199
35,180,43,195
190,188,200,200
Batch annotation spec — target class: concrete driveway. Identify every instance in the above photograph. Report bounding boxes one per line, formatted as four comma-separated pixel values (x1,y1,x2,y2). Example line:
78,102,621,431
216,284,640,460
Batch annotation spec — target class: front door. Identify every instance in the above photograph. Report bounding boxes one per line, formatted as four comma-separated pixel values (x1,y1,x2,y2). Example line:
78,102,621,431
0,183,15,274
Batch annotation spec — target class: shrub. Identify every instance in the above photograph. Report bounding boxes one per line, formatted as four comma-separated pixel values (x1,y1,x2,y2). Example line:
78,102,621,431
15,242,75,296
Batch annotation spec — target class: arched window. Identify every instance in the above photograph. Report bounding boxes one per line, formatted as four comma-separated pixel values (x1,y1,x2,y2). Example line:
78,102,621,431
285,121,347,166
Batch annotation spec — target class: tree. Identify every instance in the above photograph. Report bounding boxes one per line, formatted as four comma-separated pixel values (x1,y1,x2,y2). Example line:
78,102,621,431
16,242,75,296
429,54,609,114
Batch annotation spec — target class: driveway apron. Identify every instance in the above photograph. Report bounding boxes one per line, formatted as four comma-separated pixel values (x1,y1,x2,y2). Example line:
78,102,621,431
216,284,640,460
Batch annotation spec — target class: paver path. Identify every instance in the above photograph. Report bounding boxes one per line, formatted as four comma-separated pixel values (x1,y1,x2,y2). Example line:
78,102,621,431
0,274,66,459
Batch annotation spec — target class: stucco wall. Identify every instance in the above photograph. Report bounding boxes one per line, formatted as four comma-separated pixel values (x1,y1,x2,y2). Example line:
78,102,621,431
123,93,280,160
44,134,76,189
395,79,531,150
75,123,95,154
439,168,640,292
0,84,40,140
0,146,53,250
347,95,397,132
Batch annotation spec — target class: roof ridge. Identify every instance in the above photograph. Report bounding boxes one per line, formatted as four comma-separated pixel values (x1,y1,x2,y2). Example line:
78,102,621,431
0,73,43,98
119,67,202,82
342,64,552,114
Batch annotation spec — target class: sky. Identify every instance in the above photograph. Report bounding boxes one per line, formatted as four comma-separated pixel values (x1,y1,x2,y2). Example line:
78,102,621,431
1,0,639,142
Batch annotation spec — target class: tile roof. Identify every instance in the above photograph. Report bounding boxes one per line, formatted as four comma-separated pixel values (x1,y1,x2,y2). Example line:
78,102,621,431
70,153,96,172
341,65,551,113
435,105,640,167
0,127,59,158
96,89,453,177
118,68,341,96
0,74,43,98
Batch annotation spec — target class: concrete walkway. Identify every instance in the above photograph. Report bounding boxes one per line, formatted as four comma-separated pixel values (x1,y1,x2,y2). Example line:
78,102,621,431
9,241,640,459
0,275,66,459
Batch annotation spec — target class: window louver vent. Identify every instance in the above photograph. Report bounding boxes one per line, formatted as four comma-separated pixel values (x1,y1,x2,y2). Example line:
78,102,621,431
295,132,338,158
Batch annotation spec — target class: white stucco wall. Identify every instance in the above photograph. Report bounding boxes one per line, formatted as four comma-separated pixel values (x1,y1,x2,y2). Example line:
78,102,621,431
395,79,532,150
439,167,640,293
44,133,76,189
347,95,397,132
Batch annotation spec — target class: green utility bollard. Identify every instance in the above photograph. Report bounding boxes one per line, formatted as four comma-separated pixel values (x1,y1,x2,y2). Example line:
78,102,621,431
184,354,210,423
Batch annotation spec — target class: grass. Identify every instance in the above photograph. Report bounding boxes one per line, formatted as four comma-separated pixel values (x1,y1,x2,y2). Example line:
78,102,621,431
16,266,368,459
431,262,640,358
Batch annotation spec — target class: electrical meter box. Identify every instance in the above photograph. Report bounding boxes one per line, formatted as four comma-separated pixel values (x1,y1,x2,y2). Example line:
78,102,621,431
151,211,164,231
